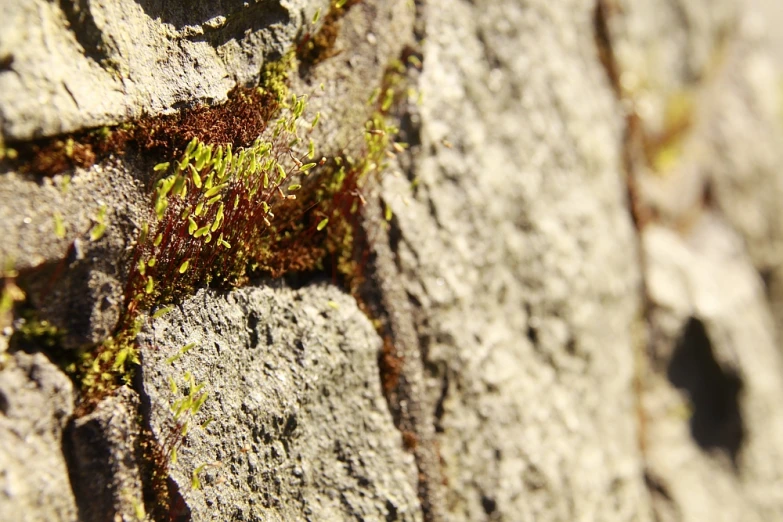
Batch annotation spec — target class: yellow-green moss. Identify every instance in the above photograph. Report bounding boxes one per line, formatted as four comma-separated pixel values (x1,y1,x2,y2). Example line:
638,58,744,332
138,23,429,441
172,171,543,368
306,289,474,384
259,51,295,104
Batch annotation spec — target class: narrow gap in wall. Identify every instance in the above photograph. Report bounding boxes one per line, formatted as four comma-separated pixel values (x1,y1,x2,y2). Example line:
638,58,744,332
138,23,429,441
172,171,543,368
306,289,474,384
591,0,661,501
133,363,192,522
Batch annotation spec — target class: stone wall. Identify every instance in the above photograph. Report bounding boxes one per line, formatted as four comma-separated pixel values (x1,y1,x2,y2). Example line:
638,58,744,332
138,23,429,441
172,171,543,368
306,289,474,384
1,1,783,521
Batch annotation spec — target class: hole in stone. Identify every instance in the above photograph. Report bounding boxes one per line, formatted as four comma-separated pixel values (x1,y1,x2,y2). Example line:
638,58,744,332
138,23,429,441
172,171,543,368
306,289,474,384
667,318,744,466
385,498,399,521
246,311,259,348
481,494,498,515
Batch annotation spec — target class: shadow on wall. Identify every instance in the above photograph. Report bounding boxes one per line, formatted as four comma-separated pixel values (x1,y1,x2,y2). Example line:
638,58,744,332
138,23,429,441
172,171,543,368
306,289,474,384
667,318,745,468
135,0,287,29
62,0,291,51
138,0,292,48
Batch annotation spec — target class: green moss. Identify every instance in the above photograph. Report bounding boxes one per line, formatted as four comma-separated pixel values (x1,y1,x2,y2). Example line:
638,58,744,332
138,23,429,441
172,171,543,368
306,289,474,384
72,321,141,407
59,53,301,402
10,316,65,353
647,90,694,174
259,51,294,104
0,147,17,161
0,271,24,317
6,304,81,378
17,42,415,412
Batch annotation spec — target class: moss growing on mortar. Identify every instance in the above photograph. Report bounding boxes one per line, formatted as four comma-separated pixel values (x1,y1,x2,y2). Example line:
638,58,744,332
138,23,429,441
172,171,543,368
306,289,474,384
81,99,400,401
99,48,411,519
71,44,412,409
4,17,419,515
1,54,294,177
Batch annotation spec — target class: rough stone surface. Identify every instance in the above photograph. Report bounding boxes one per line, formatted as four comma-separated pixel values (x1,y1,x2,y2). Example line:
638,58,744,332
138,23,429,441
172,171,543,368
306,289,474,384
0,0,329,141
388,0,652,519
606,0,783,520
0,161,148,346
138,284,421,522
0,351,77,522
615,0,783,329
288,0,415,155
67,386,146,522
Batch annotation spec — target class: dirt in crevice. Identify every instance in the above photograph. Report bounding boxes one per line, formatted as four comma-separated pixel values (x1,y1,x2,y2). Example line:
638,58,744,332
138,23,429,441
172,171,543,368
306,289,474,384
134,368,192,522
364,23,448,522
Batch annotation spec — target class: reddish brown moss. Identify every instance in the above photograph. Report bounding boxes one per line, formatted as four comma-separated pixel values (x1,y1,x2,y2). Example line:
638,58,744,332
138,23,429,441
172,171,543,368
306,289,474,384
129,87,280,160
379,334,403,396
5,86,281,177
402,430,418,451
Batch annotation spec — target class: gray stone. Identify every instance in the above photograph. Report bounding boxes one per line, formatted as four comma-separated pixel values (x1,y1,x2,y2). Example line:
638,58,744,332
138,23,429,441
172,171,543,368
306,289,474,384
386,0,652,519
0,161,148,347
0,164,144,272
2,0,783,521
606,1,783,519
607,0,783,338
0,351,77,522
0,0,411,349
0,0,329,141
67,386,146,522
288,0,415,154
138,284,421,521
752,0,783,69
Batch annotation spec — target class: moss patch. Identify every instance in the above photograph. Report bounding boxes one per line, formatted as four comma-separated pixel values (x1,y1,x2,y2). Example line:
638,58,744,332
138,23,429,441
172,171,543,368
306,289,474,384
2,25,421,520
2,55,293,177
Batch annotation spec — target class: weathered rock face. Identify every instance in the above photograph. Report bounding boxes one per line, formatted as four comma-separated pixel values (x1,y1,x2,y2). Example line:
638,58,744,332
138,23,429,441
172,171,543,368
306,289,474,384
643,217,783,522
0,0,329,140
0,352,77,522
601,1,783,520
391,0,652,519
138,284,421,521
2,0,783,521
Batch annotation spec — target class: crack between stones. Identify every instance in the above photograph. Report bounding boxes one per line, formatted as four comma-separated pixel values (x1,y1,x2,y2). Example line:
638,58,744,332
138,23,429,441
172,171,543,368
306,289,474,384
133,352,192,522
359,2,448,520
592,0,658,512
